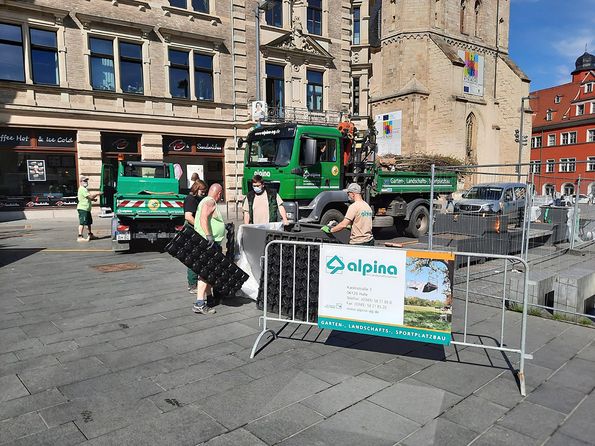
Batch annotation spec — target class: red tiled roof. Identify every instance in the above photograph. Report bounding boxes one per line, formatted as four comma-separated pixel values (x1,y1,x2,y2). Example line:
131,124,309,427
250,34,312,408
530,71,595,129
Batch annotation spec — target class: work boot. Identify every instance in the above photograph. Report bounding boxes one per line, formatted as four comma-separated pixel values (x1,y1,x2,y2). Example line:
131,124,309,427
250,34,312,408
77,235,89,242
193,302,216,314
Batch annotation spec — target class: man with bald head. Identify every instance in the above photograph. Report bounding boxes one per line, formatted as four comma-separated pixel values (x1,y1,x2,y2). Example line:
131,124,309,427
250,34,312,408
192,183,224,314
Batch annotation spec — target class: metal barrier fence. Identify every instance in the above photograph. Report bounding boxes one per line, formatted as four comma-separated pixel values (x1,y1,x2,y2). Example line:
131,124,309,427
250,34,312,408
250,240,532,396
428,162,595,324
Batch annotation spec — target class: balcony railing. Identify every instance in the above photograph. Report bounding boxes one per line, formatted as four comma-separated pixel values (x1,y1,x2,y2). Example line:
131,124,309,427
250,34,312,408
258,106,344,125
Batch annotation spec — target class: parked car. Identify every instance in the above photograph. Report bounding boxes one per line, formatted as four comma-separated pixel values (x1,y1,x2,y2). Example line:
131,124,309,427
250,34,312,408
564,194,590,206
454,182,527,223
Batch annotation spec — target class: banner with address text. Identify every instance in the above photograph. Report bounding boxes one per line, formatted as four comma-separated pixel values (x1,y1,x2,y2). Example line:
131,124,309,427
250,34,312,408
318,245,454,345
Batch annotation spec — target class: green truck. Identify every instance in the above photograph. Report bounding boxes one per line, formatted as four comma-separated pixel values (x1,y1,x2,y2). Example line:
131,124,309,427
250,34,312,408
101,161,186,251
242,123,457,237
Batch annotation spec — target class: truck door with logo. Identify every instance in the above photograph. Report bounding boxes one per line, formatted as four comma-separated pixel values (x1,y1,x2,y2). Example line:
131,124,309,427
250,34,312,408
294,136,341,200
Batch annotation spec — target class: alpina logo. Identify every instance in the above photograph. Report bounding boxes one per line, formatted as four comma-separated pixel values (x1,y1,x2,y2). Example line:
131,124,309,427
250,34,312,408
326,255,345,274
326,255,398,277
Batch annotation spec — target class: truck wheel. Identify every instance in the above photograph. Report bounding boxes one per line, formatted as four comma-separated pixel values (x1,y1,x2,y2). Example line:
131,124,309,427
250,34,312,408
320,209,344,226
405,206,430,238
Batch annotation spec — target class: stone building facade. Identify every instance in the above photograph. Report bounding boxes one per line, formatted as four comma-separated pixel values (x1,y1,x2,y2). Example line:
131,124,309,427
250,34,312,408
0,0,529,212
357,0,531,170
0,0,352,209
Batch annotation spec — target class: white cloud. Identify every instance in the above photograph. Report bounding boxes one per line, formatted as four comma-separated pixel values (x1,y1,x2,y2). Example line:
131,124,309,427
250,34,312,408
553,64,571,86
552,31,594,57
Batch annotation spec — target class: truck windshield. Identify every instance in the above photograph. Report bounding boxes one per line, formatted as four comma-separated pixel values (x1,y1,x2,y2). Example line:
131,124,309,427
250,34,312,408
247,138,293,167
123,164,170,178
464,187,503,200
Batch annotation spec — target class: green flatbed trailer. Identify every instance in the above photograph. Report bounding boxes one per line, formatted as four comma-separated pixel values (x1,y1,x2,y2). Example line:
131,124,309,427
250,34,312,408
242,123,457,237
101,161,186,251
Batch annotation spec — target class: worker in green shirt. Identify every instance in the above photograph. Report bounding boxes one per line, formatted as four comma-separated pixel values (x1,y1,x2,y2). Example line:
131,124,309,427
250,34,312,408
193,183,225,315
77,175,102,242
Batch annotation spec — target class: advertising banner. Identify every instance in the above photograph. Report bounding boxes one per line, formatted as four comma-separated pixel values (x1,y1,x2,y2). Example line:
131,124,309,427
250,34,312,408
318,245,454,345
27,160,47,182
374,111,402,155
458,50,484,96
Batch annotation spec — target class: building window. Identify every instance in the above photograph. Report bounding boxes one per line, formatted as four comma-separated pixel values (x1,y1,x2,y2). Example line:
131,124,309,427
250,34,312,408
265,0,283,27
307,0,323,35
544,184,555,196
547,134,556,146
352,77,360,116
353,6,361,44
265,63,284,113
586,83,593,93
577,104,585,116
168,0,208,12
530,161,541,174
89,37,115,91
474,1,481,37
307,69,323,111
545,109,553,121
546,159,555,173
29,28,59,86
531,136,542,148
465,113,477,162
588,129,595,143
194,53,213,101
169,49,190,99
587,156,595,172
119,41,143,94
560,158,576,173
0,23,25,82
563,183,575,196
460,0,466,34
561,132,577,145
554,95,561,104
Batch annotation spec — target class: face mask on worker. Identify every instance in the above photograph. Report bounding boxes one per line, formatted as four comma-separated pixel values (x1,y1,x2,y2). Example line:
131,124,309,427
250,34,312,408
347,193,354,202
253,186,263,194
82,181,89,187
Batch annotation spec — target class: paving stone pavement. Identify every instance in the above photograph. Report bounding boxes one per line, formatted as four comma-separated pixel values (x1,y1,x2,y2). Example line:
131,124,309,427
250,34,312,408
1,219,595,445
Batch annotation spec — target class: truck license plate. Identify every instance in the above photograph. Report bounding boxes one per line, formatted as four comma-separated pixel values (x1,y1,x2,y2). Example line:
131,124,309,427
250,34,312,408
116,233,131,241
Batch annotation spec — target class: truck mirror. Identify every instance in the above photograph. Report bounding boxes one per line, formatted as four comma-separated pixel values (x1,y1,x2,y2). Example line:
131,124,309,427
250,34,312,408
303,138,317,165
237,137,244,148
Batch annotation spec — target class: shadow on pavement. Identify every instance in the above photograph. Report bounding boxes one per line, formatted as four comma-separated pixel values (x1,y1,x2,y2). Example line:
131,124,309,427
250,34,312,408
0,245,44,268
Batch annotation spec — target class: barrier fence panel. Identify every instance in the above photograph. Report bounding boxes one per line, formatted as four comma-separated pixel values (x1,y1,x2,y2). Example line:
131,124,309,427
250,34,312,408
250,240,532,396
429,162,595,325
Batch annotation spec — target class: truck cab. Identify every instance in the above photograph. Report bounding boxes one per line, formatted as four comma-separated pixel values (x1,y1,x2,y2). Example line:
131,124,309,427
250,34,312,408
243,124,344,221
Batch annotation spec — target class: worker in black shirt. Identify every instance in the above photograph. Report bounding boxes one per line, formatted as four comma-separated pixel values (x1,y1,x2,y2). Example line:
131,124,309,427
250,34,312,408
184,180,207,293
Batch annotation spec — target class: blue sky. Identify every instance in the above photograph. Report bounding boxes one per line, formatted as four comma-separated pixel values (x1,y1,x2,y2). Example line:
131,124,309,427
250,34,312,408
509,0,595,91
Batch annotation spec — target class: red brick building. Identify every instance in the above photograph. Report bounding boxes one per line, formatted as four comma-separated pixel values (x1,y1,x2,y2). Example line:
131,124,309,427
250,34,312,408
530,52,595,198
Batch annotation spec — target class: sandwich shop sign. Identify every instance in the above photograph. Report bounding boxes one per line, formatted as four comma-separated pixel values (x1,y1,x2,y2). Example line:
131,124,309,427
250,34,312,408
318,245,454,345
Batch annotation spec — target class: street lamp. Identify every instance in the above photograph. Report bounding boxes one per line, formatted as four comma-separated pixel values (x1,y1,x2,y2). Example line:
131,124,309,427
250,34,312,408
255,0,275,102
517,95,536,181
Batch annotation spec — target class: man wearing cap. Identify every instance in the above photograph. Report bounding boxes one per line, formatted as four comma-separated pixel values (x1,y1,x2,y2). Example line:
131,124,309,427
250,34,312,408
322,183,374,246
77,176,102,242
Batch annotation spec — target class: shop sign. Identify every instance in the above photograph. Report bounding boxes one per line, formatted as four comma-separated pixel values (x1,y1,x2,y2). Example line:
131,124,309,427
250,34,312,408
162,136,225,154
0,128,31,147
27,160,47,182
37,131,76,148
163,136,192,153
196,138,224,154
101,133,140,153
318,245,455,345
